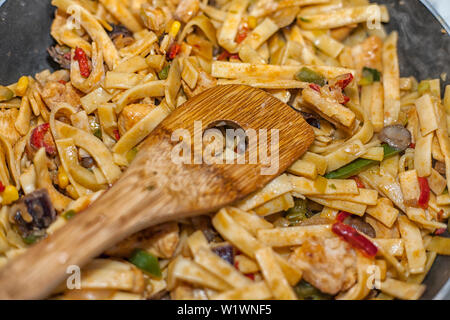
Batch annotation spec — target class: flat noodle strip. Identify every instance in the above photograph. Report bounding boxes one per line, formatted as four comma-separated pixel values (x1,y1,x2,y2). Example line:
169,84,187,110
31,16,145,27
52,0,120,69
382,32,400,126
255,247,297,300
112,102,171,164
54,121,121,184
99,0,143,33
298,5,386,30
218,0,250,53
211,61,354,80
115,80,166,113
193,247,252,289
33,148,72,211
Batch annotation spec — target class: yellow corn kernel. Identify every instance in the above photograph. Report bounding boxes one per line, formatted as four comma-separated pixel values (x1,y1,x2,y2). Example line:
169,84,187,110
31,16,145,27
2,185,19,205
169,21,181,38
248,16,257,29
58,167,69,189
15,76,29,96
66,185,79,199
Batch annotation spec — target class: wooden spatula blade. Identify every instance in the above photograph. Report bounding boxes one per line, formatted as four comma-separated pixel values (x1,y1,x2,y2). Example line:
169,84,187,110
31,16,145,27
0,85,314,299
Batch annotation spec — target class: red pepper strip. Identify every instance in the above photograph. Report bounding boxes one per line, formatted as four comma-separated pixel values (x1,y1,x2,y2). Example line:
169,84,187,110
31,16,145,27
217,50,231,61
309,83,321,92
235,25,249,44
229,54,240,60
58,80,67,85
336,211,350,222
0,181,5,193
332,222,378,257
234,260,239,270
409,143,416,149
113,129,120,141
418,177,430,209
30,123,56,156
351,176,365,188
435,228,446,235
73,47,91,78
167,43,181,60
244,273,255,281
437,209,444,222
342,95,350,104
335,73,354,89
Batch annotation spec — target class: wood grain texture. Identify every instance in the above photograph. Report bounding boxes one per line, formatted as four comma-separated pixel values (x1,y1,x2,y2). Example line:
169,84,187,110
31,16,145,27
0,85,314,299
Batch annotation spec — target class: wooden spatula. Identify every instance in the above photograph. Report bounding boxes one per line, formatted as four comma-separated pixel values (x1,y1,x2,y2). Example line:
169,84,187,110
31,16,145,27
0,85,314,299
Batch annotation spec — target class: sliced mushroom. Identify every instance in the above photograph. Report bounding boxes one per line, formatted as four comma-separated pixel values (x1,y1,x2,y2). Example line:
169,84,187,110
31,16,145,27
211,242,234,265
47,45,71,70
343,215,376,238
378,125,412,151
10,189,56,238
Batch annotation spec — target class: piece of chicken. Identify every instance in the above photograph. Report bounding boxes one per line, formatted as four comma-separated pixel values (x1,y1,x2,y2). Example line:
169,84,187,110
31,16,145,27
174,0,200,23
289,235,357,295
40,81,81,111
117,103,155,136
0,108,21,146
351,35,383,76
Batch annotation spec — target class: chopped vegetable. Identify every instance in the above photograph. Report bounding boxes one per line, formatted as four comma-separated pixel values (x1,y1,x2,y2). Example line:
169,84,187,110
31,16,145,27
294,280,332,300
169,21,181,38
30,123,56,156
15,76,29,96
309,83,321,92
418,177,430,209
80,156,95,169
351,176,365,188
47,45,71,70
93,129,102,140
158,65,170,80
62,209,76,220
342,215,376,238
129,249,162,278
331,73,354,90
22,234,42,245
332,222,378,258
10,189,56,238
0,181,5,193
0,85,14,102
325,144,400,179
73,47,91,78
235,25,249,44
336,211,350,222
57,167,69,189
113,129,120,141
2,185,19,205
299,17,311,23
285,198,313,225
359,67,381,86
378,125,412,151
212,244,235,265
296,67,326,86
166,43,181,60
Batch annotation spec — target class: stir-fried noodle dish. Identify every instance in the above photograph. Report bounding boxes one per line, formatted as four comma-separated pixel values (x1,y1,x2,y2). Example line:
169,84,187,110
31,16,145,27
0,0,448,300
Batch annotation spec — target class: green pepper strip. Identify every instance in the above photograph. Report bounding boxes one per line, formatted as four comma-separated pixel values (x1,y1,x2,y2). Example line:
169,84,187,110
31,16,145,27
129,249,162,278
295,67,326,86
325,144,400,179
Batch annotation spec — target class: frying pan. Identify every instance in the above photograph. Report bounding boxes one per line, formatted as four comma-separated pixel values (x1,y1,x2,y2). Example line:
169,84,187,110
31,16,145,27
0,0,448,300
